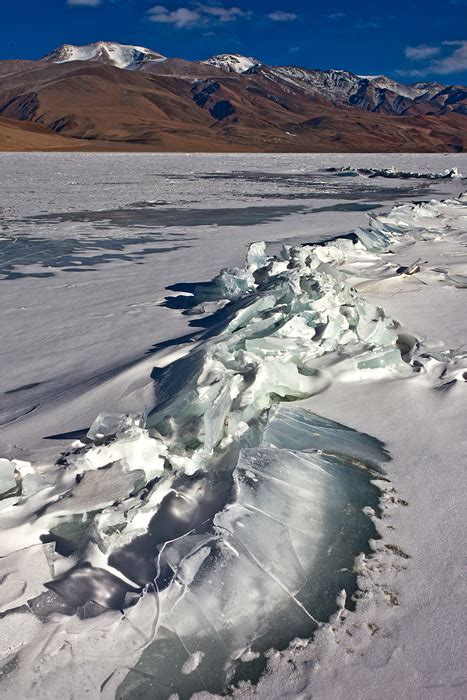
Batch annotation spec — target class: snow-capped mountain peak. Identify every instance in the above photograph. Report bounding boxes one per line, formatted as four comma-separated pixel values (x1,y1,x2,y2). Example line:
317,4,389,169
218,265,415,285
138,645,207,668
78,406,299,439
202,54,261,74
42,42,166,70
363,75,426,99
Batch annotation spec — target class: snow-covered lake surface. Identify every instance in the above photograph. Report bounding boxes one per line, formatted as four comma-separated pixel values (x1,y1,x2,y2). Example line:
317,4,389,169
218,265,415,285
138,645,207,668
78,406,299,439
1,153,466,699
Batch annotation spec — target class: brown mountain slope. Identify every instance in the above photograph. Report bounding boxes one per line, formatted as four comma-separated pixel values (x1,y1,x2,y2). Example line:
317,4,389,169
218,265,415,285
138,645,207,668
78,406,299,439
139,58,227,80
0,115,153,151
0,60,37,78
0,115,255,152
0,60,465,152
0,115,88,151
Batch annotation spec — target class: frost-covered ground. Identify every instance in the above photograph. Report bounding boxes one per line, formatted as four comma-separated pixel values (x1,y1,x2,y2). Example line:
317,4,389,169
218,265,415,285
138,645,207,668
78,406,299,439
1,153,466,700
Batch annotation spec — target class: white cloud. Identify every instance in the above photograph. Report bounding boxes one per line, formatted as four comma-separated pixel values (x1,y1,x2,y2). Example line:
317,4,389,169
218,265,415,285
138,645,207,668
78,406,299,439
200,4,251,22
401,39,467,76
432,40,467,74
147,4,251,28
267,11,298,22
405,44,440,60
327,12,345,20
147,6,200,28
68,0,101,5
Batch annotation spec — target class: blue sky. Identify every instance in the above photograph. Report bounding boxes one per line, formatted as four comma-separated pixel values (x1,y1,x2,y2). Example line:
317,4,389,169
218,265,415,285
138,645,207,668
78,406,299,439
2,0,467,84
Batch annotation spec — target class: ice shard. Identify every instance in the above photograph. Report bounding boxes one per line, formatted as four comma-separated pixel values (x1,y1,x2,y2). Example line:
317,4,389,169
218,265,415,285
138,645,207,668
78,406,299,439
263,404,390,467
87,412,143,442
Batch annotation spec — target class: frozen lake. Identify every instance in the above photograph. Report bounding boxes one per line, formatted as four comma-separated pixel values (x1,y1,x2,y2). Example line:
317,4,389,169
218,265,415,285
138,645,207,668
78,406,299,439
0,153,466,700
1,152,466,461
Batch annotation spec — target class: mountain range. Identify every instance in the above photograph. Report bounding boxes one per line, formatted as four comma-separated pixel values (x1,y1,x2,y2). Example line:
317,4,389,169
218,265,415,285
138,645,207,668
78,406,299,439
0,41,466,152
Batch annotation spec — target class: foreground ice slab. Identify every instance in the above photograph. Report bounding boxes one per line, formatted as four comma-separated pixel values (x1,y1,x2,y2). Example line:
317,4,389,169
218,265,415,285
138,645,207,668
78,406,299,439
119,441,381,698
1,192,466,698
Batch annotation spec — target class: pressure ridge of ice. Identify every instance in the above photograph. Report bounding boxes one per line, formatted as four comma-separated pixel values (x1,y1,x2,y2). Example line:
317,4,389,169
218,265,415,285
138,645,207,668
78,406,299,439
326,165,465,179
1,193,467,698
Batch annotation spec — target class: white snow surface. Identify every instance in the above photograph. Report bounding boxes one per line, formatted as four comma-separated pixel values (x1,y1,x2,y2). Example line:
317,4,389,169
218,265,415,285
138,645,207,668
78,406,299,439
0,153,467,699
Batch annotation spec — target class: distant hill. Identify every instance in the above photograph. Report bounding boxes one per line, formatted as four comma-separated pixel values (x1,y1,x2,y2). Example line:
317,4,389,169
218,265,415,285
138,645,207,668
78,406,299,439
0,41,465,152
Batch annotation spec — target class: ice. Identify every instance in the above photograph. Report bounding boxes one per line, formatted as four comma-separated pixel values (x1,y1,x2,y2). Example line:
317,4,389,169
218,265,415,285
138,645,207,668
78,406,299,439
327,166,464,180
0,459,17,497
73,427,167,480
148,348,209,428
117,439,382,698
355,225,392,252
263,404,390,467
45,564,140,613
194,268,254,302
356,315,397,347
151,234,411,462
44,464,146,517
6,226,411,677
2,166,466,697
203,384,232,451
86,412,143,441
353,195,467,255
246,240,268,269
223,294,277,333
356,347,411,371
217,446,380,588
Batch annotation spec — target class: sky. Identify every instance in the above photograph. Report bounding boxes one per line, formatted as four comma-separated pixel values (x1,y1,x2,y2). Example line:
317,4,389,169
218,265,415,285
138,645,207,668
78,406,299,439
1,0,467,84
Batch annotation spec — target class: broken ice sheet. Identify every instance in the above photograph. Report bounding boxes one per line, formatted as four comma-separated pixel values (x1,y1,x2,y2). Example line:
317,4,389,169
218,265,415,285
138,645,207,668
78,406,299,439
87,412,143,442
44,464,145,517
45,564,140,613
263,404,390,467
203,383,232,451
148,347,209,429
117,440,381,699
356,347,411,372
355,225,392,252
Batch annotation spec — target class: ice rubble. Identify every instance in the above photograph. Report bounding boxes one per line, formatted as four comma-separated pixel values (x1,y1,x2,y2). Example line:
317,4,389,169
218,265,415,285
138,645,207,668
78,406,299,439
1,194,467,697
326,165,464,180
